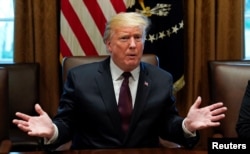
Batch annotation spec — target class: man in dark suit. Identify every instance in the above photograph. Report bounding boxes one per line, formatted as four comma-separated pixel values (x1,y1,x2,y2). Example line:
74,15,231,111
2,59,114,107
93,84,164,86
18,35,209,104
236,80,250,138
13,12,227,150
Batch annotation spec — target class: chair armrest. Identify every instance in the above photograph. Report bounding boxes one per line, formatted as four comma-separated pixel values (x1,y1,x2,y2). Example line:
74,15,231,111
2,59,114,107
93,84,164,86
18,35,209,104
0,140,12,153
159,137,182,148
212,133,223,138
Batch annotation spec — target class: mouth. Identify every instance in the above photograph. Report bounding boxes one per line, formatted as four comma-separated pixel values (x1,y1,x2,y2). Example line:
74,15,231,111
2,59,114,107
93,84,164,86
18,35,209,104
127,55,137,60
127,53,136,57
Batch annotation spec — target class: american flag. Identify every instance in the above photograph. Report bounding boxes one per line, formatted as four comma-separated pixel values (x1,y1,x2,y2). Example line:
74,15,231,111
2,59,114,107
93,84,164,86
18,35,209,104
60,0,185,93
60,0,127,62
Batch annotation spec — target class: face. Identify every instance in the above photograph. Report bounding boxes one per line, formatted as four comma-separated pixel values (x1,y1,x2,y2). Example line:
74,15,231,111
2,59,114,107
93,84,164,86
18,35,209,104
106,26,144,72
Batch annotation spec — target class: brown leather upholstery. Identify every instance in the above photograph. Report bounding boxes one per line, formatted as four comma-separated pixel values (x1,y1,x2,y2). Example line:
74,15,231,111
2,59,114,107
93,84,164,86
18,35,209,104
208,60,250,137
0,67,12,153
0,63,40,151
62,54,159,83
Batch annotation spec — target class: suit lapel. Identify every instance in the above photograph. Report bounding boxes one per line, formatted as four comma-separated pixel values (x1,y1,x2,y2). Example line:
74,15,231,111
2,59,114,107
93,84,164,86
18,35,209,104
95,59,152,141
95,58,124,139
126,63,152,136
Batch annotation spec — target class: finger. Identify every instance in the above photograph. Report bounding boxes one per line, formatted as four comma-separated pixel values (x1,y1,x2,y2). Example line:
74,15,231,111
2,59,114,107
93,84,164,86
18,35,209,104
27,131,41,137
15,112,31,121
13,119,29,127
27,131,37,136
209,102,225,111
208,121,221,127
211,106,227,116
34,104,45,115
14,119,39,137
12,119,21,125
211,114,226,122
16,123,31,132
192,96,202,108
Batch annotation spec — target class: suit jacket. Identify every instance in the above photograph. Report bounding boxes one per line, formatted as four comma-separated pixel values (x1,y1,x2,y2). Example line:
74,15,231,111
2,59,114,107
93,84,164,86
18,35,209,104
49,57,199,150
236,80,250,138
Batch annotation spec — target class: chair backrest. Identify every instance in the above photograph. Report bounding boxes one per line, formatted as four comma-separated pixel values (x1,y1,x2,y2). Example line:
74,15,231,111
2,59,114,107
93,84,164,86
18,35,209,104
0,67,9,141
62,54,159,83
0,67,12,153
208,60,250,137
0,63,40,151
0,63,39,123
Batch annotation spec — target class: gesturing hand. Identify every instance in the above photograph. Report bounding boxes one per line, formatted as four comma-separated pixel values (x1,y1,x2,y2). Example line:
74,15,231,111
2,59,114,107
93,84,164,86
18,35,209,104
12,104,55,139
184,96,227,132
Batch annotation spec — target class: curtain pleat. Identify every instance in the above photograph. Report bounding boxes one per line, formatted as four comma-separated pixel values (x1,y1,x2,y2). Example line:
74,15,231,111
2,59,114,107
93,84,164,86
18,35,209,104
14,0,60,117
176,0,244,148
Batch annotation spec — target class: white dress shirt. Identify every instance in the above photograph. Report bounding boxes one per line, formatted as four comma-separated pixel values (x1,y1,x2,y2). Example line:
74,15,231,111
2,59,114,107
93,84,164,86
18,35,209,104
110,59,139,107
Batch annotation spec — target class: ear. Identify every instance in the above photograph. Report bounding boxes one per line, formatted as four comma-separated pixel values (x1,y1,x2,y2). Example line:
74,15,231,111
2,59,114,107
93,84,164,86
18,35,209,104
106,40,112,52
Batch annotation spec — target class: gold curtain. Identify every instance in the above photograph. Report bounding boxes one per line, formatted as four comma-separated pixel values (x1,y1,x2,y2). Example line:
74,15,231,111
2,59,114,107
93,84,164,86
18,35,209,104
14,0,60,117
14,0,244,149
176,0,244,148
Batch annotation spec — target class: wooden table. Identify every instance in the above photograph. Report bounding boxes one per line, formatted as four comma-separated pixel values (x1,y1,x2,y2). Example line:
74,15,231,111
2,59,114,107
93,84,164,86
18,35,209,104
9,148,207,154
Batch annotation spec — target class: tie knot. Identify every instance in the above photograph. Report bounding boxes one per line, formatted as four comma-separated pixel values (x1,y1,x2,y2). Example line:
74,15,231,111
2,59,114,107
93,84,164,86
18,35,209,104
122,72,131,79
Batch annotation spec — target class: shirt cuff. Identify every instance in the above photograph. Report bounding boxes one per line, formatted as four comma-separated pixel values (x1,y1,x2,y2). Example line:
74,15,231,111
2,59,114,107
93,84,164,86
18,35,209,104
44,124,58,144
182,118,196,137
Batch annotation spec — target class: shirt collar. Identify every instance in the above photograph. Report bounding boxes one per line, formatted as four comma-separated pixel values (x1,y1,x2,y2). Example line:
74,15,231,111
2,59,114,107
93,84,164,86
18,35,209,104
110,58,140,81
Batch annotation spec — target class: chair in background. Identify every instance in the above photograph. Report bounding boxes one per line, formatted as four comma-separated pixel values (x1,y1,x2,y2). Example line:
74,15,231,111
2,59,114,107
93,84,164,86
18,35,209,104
62,54,159,83
0,63,40,152
0,67,12,153
208,60,250,138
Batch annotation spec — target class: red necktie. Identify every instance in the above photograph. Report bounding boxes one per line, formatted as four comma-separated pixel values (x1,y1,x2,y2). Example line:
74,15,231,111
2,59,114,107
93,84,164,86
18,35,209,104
118,72,132,133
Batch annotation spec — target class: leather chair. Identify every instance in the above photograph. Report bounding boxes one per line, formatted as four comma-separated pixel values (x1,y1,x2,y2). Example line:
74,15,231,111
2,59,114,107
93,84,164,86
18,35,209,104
57,54,160,150
57,54,181,150
208,60,250,138
0,67,12,153
62,54,159,83
0,63,41,151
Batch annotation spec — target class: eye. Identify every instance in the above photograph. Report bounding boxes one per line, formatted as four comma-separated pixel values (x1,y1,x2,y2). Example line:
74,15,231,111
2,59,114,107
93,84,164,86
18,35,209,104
134,35,142,41
120,36,130,42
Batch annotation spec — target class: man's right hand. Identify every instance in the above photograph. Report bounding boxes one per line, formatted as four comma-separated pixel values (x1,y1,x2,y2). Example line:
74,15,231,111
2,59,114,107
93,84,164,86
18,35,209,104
12,103,55,139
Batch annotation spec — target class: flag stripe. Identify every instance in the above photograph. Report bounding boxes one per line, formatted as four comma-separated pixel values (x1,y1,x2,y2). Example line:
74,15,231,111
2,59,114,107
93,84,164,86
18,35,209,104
110,0,127,13
60,0,127,58
72,1,107,55
83,1,107,35
97,1,118,22
61,0,98,55
60,12,85,56
60,35,73,57
69,1,105,55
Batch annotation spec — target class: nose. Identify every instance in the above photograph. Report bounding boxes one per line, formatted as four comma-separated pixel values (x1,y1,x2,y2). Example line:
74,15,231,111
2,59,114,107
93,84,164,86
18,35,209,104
129,37,136,48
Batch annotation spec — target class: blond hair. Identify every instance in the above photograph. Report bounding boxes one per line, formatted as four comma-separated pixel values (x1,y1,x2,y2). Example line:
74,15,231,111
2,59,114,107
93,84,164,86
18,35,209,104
103,12,150,43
